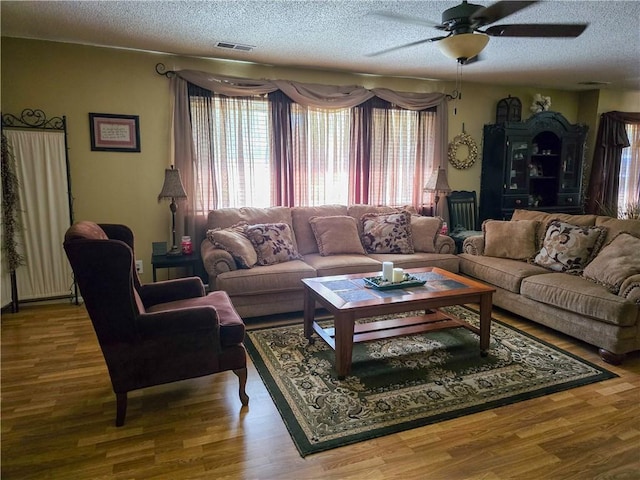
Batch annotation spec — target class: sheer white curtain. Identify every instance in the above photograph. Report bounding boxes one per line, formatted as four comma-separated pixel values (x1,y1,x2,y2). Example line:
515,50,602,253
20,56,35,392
190,94,272,210
290,105,352,206
620,123,640,212
4,129,73,301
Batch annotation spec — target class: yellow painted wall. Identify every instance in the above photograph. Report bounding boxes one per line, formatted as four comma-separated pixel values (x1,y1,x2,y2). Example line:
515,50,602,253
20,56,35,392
1,37,636,282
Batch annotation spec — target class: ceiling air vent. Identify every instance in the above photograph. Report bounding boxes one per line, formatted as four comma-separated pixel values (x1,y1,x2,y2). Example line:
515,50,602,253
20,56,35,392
215,41,254,52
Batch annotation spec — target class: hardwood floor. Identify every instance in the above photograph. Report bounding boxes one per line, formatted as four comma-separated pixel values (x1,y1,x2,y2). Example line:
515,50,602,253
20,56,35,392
2,302,639,479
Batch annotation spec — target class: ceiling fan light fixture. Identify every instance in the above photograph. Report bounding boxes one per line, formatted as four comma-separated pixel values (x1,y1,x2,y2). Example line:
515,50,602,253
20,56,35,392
438,32,489,62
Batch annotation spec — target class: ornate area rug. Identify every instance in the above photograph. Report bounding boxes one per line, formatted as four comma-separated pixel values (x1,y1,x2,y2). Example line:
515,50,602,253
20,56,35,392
245,305,616,457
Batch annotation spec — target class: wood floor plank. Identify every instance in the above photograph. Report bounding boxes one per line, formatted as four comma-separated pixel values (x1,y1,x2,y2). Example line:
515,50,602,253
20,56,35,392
2,302,639,479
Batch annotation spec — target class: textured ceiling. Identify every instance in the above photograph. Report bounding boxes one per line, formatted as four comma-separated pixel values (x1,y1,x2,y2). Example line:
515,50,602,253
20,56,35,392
2,0,639,91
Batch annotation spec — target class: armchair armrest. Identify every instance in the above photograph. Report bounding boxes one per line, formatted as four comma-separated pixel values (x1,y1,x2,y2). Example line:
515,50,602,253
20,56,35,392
137,307,221,343
620,274,640,304
138,277,206,308
462,235,485,255
201,241,238,289
434,234,455,254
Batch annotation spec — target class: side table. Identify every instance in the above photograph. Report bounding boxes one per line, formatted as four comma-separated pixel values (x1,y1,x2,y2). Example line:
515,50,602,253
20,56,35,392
151,253,201,282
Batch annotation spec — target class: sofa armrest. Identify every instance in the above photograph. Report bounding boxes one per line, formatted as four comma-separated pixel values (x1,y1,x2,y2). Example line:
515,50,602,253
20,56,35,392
434,234,455,254
620,274,640,304
462,235,485,255
201,240,238,288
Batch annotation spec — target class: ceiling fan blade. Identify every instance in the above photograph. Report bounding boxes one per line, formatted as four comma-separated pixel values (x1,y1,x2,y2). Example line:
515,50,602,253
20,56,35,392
471,0,537,27
366,36,447,57
369,11,444,30
485,23,588,37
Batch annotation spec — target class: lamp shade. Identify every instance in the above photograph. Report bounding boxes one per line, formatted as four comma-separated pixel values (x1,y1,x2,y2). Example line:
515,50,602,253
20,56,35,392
424,168,451,194
438,33,489,62
158,165,187,200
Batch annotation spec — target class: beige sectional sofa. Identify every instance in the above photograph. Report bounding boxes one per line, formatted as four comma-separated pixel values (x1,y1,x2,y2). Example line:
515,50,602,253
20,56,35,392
201,204,458,318
459,209,640,364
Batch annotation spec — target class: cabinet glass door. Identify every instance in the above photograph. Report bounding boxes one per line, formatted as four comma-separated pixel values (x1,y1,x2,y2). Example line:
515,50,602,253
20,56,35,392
560,138,581,192
505,140,529,193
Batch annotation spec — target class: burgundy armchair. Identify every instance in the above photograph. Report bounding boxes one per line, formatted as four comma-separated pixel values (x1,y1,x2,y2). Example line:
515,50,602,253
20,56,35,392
63,221,248,426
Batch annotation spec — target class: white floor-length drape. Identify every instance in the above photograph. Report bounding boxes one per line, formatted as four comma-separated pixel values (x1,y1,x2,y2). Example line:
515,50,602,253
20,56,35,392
4,129,73,301
1,178,12,306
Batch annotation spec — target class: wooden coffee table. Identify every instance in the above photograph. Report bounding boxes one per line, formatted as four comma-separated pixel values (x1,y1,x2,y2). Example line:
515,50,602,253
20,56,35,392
302,267,495,378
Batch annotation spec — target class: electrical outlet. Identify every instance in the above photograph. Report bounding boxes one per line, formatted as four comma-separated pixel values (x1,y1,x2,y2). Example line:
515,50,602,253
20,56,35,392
135,260,143,274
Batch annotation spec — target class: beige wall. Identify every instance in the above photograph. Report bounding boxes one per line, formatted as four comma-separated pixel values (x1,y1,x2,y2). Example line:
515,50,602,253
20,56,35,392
2,37,636,282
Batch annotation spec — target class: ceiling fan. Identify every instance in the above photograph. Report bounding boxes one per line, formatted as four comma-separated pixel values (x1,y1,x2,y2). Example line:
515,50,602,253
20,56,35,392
369,0,588,64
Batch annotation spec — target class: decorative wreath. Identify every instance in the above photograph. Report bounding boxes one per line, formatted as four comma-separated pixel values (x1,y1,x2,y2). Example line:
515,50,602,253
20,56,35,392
448,132,478,169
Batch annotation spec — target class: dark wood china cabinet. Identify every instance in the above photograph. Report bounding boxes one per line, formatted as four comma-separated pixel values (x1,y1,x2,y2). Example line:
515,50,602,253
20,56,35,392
479,111,588,222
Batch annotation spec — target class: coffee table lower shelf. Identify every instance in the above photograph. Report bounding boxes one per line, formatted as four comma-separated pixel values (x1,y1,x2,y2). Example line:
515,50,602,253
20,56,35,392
310,309,480,349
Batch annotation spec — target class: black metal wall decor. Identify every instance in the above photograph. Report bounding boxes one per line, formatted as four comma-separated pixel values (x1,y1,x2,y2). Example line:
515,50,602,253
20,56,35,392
1,109,76,312
495,95,522,123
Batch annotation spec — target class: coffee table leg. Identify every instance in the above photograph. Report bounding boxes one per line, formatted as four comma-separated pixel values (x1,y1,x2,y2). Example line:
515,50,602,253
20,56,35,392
479,292,493,356
303,287,314,342
334,313,355,379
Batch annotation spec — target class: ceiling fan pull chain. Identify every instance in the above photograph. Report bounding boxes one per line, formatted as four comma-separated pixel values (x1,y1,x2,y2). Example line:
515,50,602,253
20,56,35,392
454,61,463,115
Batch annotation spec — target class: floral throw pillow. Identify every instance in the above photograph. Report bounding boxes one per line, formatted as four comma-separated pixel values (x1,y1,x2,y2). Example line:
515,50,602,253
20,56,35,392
533,220,607,274
245,222,302,266
361,211,414,254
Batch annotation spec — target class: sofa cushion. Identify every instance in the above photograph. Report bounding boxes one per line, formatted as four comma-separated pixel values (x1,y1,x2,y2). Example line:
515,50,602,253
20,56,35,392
512,209,597,226
533,220,607,274
309,215,366,256
246,223,302,266
208,206,293,230
512,209,597,245
458,253,549,293
368,253,460,273
206,222,257,268
361,211,414,254
594,216,640,246
520,273,638,327
302,253,382,277
411,215,442,253
482,219,539,260
583,232,640,293
291,204,348,255
216,260,316,296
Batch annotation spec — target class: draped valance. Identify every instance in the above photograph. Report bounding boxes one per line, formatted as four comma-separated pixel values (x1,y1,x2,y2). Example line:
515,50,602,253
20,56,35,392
172,69,448,111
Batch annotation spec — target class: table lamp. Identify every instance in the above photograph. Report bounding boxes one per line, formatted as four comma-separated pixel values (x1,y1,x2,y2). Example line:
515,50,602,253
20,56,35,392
157,165,187,256
424,168,451,216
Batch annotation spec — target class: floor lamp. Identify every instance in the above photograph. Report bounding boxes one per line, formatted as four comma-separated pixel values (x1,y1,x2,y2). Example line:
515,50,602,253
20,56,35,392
157,165,187,256
424,168,451,217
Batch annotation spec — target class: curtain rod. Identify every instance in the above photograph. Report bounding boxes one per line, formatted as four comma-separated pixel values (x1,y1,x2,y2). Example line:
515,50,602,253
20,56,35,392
156,63,175,78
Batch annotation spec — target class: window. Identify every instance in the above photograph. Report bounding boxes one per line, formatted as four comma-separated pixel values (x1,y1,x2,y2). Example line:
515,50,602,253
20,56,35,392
190,93,271,211
289,104,352,206
618,123,640,216
188,87,438,212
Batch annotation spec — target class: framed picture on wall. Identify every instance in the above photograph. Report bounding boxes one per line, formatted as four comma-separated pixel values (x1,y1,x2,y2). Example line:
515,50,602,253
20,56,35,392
89,113,140,152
